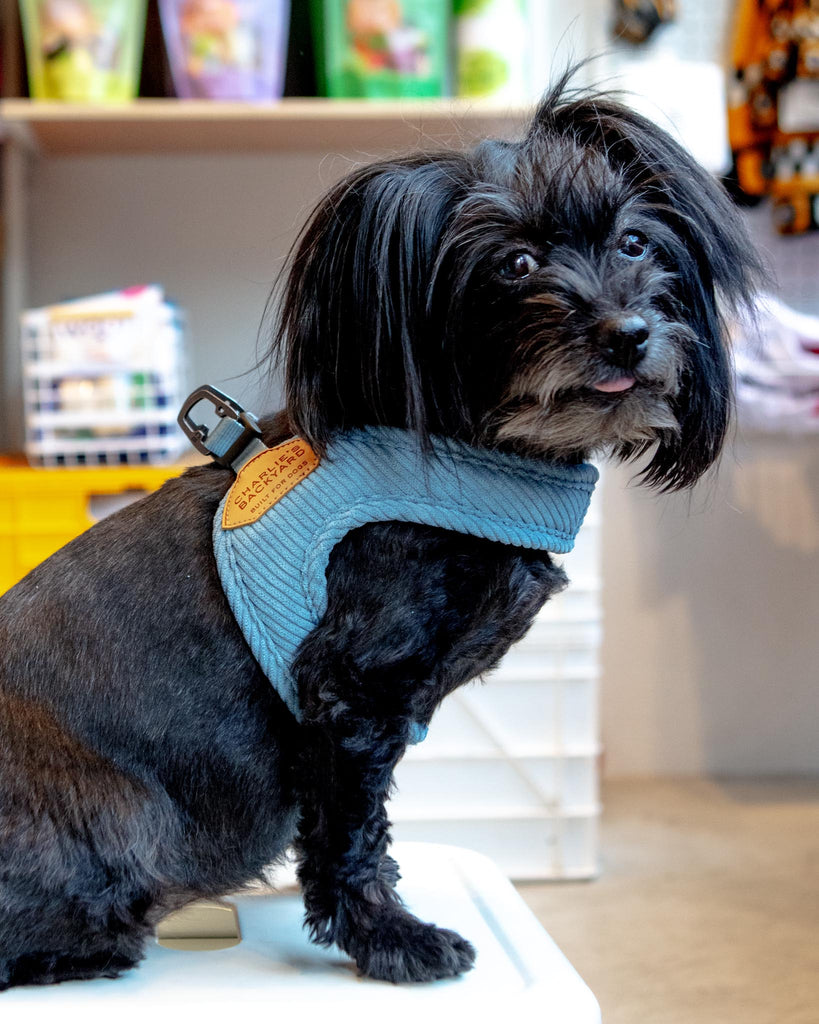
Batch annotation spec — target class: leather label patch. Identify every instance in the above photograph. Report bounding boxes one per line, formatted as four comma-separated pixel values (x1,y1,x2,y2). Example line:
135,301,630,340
222,439,319,530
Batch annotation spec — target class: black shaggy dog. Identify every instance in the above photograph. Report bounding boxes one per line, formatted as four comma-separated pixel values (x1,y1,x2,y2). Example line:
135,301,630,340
0,79,760,989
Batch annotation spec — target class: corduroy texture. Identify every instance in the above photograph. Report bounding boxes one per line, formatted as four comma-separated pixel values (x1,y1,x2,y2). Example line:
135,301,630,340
213,427,598,721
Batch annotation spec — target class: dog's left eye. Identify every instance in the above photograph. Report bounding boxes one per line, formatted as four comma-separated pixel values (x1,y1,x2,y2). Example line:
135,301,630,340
618,232,649,260
499,252,540,279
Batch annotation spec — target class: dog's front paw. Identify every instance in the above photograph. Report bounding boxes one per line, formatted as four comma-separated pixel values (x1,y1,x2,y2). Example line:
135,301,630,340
351,908,476,983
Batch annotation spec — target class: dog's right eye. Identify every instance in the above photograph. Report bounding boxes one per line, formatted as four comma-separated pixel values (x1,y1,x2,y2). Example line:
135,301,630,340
499,252,539,280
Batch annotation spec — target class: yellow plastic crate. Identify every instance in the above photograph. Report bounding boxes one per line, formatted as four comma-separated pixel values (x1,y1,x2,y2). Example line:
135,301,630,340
0,459,185,595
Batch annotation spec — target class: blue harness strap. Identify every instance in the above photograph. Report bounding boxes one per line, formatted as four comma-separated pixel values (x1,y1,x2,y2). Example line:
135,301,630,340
212,426,598,736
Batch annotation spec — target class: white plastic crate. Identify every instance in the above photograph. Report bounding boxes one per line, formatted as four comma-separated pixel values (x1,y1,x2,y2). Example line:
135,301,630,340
20,286,187,467
0,844,601,1023
391,480,603,880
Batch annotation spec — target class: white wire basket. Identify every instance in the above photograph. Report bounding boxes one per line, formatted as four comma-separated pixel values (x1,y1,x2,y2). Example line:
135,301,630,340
20,286,188,467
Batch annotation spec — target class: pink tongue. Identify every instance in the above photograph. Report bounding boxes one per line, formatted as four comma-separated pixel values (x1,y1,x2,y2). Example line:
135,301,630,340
593,377,635,393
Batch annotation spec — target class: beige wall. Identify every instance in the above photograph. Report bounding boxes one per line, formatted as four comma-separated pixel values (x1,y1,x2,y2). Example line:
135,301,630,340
24,154,819,778
601,439,819,776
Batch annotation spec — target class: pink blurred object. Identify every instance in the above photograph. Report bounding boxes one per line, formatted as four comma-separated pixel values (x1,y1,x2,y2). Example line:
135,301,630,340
732,295,819,432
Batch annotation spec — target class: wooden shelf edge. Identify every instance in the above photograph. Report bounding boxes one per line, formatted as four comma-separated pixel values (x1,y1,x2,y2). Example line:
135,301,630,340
0,97,533,120
0,98,532,156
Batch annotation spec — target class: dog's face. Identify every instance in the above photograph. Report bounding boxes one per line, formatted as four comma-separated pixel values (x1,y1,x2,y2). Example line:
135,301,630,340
270,79,761,490
444,140,690,464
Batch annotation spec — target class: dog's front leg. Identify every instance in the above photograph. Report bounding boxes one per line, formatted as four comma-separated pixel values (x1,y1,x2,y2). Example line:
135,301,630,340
288,520,558,981
293,675,475,983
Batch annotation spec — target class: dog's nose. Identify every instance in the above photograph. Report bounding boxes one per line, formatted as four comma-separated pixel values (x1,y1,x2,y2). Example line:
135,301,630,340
601,315,650,369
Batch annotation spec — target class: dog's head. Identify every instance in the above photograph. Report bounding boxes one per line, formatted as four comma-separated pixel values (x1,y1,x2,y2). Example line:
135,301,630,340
269,76,762,490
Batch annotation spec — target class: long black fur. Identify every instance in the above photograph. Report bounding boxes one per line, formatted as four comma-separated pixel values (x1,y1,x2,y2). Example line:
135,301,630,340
0,78,761,990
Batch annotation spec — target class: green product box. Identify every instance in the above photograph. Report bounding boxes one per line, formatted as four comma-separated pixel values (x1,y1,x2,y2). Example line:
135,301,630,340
19,0,147,101
311,0,449,99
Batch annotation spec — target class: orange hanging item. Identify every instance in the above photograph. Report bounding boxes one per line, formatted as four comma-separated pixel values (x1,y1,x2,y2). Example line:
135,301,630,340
728,0,819,234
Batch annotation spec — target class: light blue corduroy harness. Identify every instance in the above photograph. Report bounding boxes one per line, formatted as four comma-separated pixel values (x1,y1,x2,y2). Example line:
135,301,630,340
211,425,598,735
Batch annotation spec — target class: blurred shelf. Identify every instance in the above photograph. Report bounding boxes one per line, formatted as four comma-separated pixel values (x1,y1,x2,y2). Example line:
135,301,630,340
0,98,530,156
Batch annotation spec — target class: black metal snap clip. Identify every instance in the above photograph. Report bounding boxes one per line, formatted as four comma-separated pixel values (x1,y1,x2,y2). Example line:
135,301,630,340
177,385,263,468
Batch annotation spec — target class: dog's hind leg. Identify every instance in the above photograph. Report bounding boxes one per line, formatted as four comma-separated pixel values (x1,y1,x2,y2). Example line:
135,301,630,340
0,693,178,990
0,894,152,990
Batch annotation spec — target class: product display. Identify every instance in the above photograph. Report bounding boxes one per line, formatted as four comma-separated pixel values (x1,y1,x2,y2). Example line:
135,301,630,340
311,0,449,98
728,0,819,234
158,0,291,100
18,0,147,100
20,285,187,466
454,0,528,101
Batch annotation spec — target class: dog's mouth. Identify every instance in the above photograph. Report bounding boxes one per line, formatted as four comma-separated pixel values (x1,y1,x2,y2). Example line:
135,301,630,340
591,376,636,394
523,372,669,409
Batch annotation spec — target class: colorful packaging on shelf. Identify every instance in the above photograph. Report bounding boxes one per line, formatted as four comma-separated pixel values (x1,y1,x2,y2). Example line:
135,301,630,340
311,0,449,98
454,0,528,102
20,285,188,467
18,0,147,101
158,0,291,100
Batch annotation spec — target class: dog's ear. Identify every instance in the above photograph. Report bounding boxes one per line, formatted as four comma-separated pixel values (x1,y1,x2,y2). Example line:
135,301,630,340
266,155,471,452
531,83,765,490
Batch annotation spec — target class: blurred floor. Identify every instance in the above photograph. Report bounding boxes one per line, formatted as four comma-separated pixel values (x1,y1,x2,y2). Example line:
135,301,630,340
517,778,819,1024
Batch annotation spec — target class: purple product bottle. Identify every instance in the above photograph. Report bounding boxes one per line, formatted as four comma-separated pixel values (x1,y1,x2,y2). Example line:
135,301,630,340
159,0,290,100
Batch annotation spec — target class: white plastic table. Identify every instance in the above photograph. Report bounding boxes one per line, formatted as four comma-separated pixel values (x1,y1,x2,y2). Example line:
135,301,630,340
2,843,601,1023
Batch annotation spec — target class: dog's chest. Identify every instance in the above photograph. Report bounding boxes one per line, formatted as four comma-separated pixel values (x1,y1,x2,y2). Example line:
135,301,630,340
210,427,595,722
